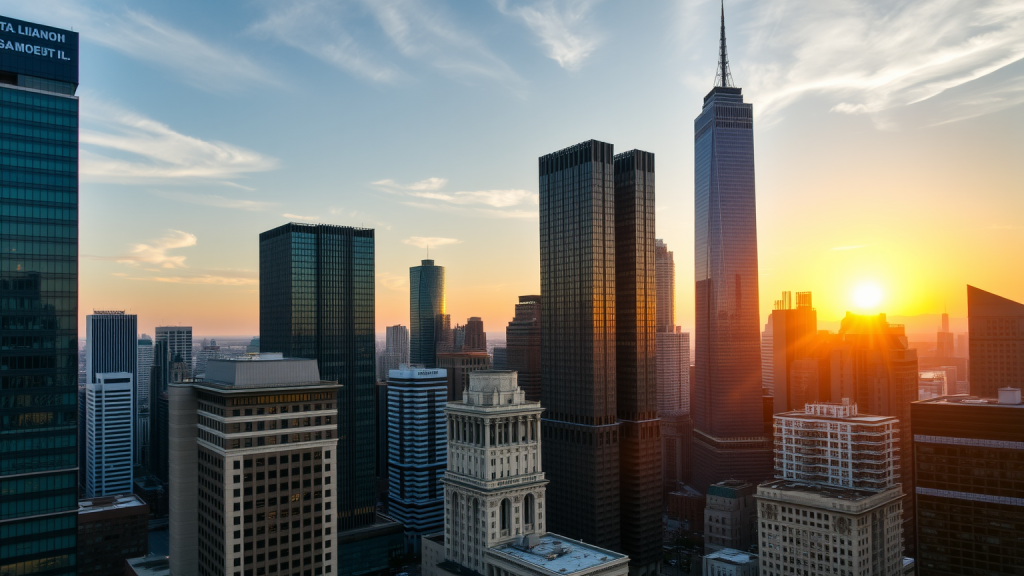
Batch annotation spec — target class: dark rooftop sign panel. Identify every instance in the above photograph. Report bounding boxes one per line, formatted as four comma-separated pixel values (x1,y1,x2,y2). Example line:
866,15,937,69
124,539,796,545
0,16,78,85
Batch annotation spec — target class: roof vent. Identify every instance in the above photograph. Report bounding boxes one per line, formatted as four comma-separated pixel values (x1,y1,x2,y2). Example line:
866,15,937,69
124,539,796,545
998,387,1021,405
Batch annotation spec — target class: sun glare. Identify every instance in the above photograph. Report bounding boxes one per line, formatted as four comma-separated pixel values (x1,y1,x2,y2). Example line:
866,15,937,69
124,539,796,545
852,283,883,311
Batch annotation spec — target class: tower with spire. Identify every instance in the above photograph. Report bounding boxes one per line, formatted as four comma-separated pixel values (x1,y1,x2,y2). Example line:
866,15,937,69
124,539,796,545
691,1,774,492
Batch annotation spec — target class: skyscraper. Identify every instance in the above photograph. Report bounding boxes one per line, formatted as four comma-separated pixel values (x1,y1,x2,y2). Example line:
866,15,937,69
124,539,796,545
259,223,377,536
410,259,446,367
505,295,541,401
155,326,193,379
655,240,690,413
0,17,80,575
463,316,487,352
768,292,818,414
137,335,153,465
614,149,662,573
539,139,620,550
84,372,134,497
967,285,1024,398
387,366,448,551
691,4,773,491
85,311,138,471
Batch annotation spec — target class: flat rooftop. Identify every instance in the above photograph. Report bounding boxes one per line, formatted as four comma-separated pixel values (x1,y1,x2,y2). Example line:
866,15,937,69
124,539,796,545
915,394,1024,409
490,533,626,574
78,494,148,515
759,480,895,502
705,548,758,565
125,556,170,576
197,354,337,390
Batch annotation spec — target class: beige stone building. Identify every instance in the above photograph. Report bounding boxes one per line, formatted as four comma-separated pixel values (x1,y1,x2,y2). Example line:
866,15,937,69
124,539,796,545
422,370,628,576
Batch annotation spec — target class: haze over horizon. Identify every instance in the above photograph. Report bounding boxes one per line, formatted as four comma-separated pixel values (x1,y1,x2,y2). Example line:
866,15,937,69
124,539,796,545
4,0,1020,338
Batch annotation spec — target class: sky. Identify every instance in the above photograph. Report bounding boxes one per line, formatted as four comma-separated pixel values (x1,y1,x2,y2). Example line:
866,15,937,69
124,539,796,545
4,0,1023,340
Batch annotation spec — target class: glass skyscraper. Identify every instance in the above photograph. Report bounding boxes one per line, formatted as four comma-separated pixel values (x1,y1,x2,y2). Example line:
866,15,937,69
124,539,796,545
0,16,80,576
259,223,377,531
409,259,445,368
539,139,621,550
691,5,773,492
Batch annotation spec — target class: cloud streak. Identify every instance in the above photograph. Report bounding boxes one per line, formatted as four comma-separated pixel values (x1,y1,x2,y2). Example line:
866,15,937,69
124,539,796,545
117,230,197,268
374,177,538,217
496,0,601,69
402,236,462,249
81,99,278,183
742,0,1024,126
149,191,275,211
283,213,320,221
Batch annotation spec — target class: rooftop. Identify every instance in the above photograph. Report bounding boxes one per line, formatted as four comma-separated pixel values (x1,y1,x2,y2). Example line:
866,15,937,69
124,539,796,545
78,493,148,515
197,355,338,390
490,533,627,574
759,480,897,503
125,556,171,576
915,393,1024,409
705,548,758,566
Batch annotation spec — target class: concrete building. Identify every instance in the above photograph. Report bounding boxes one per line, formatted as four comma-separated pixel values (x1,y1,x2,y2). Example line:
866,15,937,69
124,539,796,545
436,351,492,402
756,482,904,576
138,334,154,465
505,295,541,402
421,370,628,576
704,548,759,576
918,371,949,400
761,317,774,397
464,317,487,352
768,292,818,414
661,412,693,495
126,556,171,576
387,366,448,551
168,354,339,576
774,400,900,490
378,325,410,381
913,391,1024,575
155,326,193,378
85,372,135,497
704,480,757,554
77,494,149,576
967,285,1023,398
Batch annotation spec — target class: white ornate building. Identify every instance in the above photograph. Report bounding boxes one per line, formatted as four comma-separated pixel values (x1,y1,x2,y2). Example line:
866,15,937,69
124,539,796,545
423,370,628,576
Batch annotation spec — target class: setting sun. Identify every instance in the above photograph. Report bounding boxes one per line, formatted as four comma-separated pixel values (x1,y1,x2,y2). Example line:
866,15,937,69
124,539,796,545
852,283,884,311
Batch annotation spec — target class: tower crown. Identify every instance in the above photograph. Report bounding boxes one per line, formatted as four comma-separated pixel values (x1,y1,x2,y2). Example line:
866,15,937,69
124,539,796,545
714,0,735,88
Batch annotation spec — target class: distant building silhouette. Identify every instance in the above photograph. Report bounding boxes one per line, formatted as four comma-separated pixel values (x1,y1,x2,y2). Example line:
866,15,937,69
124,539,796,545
967,285,1024,397
463,317,487,351
436,351,491,402
767,292,818,414
505,295,541,401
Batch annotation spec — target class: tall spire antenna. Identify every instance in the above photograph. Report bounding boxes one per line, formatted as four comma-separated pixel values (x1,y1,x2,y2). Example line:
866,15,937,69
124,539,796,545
714,0,735,88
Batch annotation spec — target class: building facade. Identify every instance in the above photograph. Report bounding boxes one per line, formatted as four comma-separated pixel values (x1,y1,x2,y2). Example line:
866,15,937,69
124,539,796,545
463,317,487,352
155,326,193,378
378,325,410,381
505,295,541,402
539,139,621,551
84,372,134,497
437,351,492,402
168,355,340,576
613,149,662,574
703,549,759,576
704,480,757,554
259,223,377,537
138,334,154,464
768,293,818,414
85,311,138,388
655,240,690,414
422,370,629,576
967,285,1023,398
692,5,773,492
0,17,81,574
410,259,446,368
77,494,149,576
491,347,507,370
387,366,448,551
913,391,1024,575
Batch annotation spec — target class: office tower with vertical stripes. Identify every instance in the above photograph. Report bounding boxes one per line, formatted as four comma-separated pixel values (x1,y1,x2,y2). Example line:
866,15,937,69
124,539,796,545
0,16,80,575
85,372,134,497
155,326,193,379
691,3,773,491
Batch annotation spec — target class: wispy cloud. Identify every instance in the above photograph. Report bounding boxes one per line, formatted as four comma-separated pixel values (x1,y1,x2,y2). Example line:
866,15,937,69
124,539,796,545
742,0,1024,126
402,236,462,249
377,271,408,291
143,274,258,286
14,3,272,91
117,230,197,268
82,99,278,183
283,213,320,221
150,191,275,211
374,178,537,217
495,0,601,69
831,245,869,251
251,0,523,89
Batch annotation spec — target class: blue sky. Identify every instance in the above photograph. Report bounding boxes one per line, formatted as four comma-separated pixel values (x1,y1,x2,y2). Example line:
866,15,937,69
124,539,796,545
4,0,1022,338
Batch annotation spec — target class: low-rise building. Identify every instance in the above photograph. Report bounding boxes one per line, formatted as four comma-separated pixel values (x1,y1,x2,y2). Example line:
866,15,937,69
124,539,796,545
125,556,171,576
704,548,759,576
77,494,149,576
704,480,757,554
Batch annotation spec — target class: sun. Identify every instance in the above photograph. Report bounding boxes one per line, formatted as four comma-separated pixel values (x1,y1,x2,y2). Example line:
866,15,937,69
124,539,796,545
852,283,883,311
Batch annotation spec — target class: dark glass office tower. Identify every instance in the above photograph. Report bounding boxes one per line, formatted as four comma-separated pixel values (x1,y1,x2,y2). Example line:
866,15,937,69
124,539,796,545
539,140,621,550
0,16,80,576
967,285,1024,398
259,223,377,531
691,5,772,492
613,150,662,572
410,259,445,367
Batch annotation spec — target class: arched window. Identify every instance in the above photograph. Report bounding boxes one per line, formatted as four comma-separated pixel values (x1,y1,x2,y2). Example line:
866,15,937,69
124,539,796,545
524,494,535,526
500,498,511,531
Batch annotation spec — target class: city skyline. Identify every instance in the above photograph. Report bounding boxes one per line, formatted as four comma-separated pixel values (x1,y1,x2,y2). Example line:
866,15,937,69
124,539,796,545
0,1,1016,337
